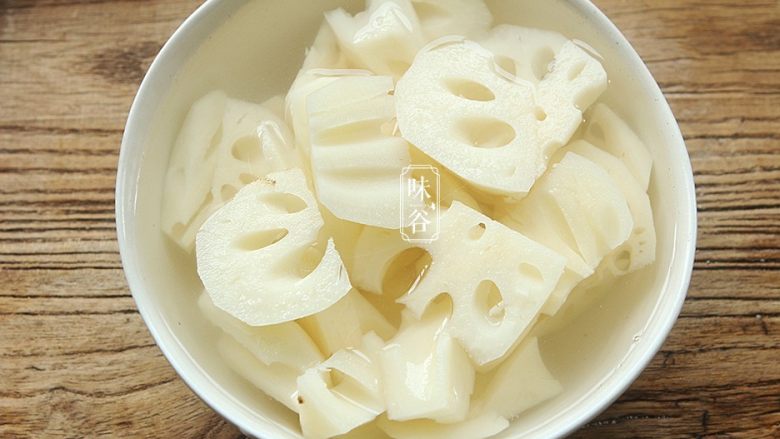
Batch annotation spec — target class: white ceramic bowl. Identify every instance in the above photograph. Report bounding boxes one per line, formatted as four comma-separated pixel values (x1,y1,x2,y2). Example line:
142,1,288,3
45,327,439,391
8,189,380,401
116,0,697,437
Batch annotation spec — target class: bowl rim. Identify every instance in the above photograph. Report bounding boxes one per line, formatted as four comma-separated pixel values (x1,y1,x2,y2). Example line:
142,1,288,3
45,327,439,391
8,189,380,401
115,0,697,437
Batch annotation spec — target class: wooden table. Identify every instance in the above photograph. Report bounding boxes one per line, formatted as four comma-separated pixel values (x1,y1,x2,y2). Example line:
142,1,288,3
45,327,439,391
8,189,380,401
1,0,778,437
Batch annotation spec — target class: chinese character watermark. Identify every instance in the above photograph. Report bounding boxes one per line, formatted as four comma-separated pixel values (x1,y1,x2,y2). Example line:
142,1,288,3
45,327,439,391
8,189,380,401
400,165,440,242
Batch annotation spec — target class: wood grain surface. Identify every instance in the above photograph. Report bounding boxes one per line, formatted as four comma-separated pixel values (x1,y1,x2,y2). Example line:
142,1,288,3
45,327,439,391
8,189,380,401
1,0,778,437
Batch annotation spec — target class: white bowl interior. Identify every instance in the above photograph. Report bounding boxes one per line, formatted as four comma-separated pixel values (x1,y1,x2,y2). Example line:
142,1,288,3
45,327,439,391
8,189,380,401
117,0,696,437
